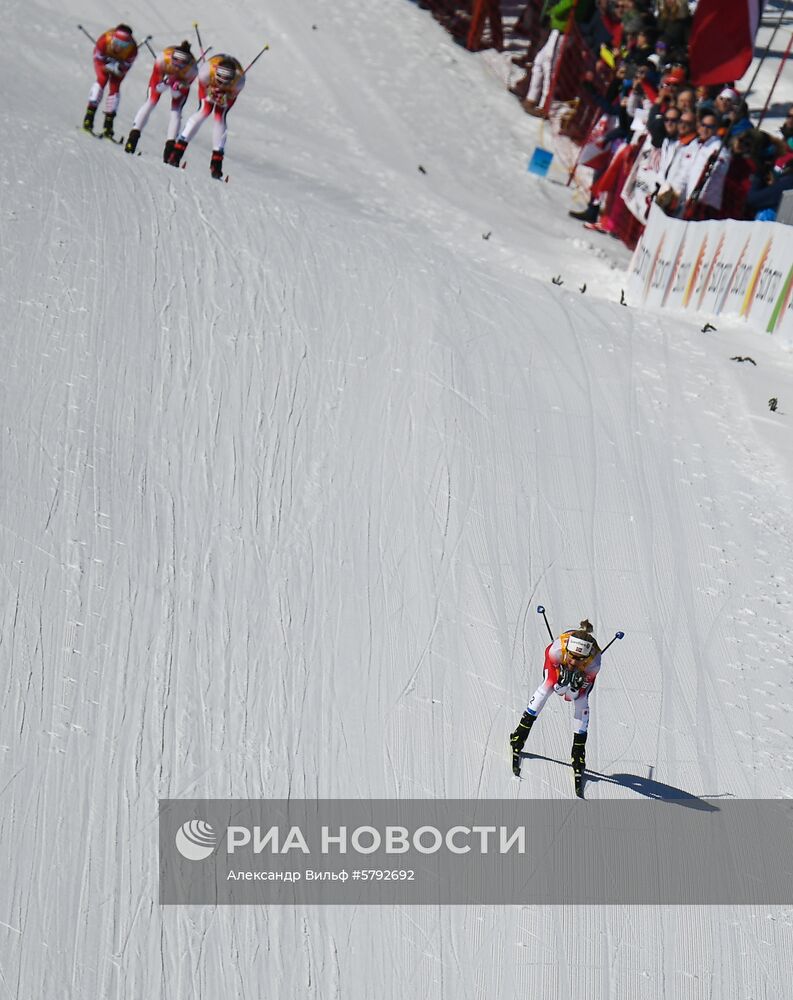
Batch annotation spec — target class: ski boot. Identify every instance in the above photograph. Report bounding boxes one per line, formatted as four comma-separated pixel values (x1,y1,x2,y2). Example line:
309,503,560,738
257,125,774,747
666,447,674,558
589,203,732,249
569,203,599,224
510,711,536,776
571,732,587,797
102,112,116,139
168,139,188,168
163,139,175,164
124,128,140,154
210,149,224,180
83,105,97,132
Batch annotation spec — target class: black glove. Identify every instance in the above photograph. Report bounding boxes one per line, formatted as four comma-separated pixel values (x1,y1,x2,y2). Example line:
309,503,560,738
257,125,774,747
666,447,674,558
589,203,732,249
569,671,586,693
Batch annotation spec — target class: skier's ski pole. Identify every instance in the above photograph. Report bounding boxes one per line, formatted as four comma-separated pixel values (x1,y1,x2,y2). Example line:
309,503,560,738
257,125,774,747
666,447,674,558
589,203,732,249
77,24,97,46
600,631,625,654
243,43,270,74
192,23,212,63
536,605,554,641
142,35,155,58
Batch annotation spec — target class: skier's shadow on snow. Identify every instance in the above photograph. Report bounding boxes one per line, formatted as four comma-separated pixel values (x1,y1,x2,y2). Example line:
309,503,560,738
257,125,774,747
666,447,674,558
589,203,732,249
523,753,724,810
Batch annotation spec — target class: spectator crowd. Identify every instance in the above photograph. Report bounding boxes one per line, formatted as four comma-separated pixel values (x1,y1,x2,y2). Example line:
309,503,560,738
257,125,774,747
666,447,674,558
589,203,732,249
503,0,793,246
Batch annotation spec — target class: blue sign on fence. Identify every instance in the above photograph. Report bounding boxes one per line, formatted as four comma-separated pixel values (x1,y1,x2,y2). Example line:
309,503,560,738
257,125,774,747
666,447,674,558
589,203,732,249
528,147,554,178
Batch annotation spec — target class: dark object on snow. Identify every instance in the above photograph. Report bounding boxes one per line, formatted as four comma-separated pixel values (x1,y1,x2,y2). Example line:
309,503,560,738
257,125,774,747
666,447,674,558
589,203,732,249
579,283,587,294
418,165,427,174
701,322,717,332
730,356,757,365
482,231,491,240
620,289,627,306
210,149,224,180
769,397,778,412
569,204,599,223
552,275,563,285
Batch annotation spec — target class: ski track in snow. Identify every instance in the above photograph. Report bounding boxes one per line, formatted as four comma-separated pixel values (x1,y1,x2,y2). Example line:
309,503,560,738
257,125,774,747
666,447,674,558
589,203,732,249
2,0,793,997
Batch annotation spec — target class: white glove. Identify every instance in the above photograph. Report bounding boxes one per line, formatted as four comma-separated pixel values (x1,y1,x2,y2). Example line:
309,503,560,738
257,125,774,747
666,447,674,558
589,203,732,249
106,59,122,77
155,81,168,94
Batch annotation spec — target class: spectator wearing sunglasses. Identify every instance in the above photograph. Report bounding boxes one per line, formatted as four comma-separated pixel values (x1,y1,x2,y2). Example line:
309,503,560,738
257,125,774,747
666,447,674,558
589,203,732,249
681,113,732,218
656,110,698,213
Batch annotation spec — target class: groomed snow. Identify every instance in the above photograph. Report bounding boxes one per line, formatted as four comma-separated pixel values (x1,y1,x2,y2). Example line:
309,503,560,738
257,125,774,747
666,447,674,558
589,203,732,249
2,0,793,996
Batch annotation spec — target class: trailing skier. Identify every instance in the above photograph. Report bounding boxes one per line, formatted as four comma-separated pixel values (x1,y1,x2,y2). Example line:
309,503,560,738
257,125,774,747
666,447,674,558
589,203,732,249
510,618,602,792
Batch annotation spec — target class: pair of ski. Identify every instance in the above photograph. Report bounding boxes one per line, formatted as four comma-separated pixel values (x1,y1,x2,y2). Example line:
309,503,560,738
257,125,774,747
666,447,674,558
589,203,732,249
513,750,586,799
81,126,230,182
83,127,125,145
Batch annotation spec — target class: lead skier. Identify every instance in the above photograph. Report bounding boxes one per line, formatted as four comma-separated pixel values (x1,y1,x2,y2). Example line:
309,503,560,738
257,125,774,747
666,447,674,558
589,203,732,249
167,54,246,179
510,619,601,781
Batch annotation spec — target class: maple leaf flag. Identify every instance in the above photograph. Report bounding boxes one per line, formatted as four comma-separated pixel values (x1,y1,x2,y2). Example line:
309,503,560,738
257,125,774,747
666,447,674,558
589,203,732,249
689,0,762,85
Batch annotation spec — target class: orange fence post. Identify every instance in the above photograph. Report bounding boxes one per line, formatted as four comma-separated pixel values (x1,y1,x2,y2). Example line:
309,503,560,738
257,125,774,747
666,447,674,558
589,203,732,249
466,0,503,52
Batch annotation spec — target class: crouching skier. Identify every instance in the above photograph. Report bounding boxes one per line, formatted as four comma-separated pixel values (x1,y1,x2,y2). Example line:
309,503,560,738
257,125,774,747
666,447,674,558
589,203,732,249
166,54,245,179
510,619,601,795
125,41,198,160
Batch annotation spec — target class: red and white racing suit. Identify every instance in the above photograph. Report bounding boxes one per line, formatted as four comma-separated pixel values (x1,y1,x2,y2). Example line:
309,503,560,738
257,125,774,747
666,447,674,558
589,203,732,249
524,632,602,734
131,48,199,141
88,29,138,114
178,55,246,151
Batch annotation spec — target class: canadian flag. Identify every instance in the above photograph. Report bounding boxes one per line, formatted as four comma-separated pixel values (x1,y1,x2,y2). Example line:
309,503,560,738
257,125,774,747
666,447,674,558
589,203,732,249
688,0,762,85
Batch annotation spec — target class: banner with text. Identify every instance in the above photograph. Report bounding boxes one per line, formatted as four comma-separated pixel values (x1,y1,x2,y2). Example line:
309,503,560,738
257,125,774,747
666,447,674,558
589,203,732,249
160,798,793,905
627,206,793,339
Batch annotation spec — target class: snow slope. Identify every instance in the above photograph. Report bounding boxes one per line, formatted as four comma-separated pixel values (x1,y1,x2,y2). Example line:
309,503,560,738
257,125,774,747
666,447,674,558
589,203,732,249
2,0,793,997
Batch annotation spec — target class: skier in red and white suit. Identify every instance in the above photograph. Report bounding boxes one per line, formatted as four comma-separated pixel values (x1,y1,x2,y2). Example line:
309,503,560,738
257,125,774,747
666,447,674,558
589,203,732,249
125,42,198,160
83,25,138,139
167,55,246,179
510,620,601,775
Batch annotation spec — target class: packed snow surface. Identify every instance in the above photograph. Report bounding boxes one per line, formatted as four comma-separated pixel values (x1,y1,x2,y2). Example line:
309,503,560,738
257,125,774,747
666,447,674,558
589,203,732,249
3,0,793,997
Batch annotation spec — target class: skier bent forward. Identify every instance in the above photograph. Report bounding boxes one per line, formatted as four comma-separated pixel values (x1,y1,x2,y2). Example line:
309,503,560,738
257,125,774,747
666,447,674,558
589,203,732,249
510,619,601,777
83,24,139,139
167,54,246,179
125,41,199,161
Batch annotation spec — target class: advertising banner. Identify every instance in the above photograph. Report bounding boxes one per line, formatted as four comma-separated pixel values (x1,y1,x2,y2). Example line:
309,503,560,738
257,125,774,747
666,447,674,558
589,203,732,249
627,207,793,338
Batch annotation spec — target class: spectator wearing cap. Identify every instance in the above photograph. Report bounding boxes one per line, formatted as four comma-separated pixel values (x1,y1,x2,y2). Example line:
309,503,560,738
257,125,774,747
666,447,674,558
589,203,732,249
715,87,739,117
646,68,685,135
